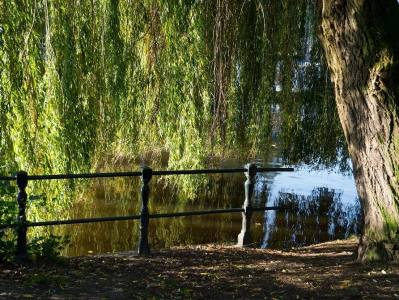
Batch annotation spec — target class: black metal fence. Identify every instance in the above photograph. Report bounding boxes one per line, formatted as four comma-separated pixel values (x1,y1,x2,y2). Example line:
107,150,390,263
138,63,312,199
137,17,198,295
0,164,293,259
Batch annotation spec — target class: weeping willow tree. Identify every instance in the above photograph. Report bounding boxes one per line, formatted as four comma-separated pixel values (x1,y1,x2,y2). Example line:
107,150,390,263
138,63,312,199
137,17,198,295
0,0,345,175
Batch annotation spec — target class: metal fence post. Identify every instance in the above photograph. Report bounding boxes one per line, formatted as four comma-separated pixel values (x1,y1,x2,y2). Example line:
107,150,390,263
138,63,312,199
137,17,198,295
237,163,257,247
16,171,28,260
138,166,152,255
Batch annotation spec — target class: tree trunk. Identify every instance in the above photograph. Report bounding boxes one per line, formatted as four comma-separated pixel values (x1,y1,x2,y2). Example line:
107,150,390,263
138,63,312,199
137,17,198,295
320,0,399,262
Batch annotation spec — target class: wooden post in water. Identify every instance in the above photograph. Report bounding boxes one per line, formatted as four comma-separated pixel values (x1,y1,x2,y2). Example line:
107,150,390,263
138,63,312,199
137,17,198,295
138,166,152,255
237,163,257,247
16,171,28,260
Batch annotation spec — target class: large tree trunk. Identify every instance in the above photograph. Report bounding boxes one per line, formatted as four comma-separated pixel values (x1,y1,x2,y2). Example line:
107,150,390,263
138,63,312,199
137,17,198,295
320,0,399,262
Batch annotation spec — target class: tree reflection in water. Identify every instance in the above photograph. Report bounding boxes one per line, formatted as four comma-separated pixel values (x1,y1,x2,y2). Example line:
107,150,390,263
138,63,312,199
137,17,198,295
263,187,361,249
51,170,361,256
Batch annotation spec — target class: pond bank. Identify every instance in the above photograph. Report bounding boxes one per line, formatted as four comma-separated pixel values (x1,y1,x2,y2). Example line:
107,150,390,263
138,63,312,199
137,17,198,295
1,238,398,299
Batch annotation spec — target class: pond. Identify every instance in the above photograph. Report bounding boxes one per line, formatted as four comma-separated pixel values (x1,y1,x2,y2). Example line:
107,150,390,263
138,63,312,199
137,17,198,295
52,160,360,257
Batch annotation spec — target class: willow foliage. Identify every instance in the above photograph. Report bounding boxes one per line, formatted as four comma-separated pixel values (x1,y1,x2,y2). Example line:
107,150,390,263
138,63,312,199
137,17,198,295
0,0,346,175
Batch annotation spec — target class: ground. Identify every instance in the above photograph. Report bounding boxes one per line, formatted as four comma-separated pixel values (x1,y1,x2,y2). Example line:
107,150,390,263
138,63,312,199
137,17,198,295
1,238,398,299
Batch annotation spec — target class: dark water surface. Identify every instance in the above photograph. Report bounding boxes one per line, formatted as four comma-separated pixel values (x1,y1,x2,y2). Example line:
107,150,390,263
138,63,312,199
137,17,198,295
53,162,360,257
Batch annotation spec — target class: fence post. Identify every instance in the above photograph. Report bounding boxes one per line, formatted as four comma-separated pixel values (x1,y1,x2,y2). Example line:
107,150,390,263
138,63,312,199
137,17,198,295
237,163,257,247
16,171,28,260
138,166,152,255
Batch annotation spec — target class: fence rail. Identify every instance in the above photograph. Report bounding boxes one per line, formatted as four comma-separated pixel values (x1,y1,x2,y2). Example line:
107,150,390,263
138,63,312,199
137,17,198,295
0,167,292,181
0,164,293,259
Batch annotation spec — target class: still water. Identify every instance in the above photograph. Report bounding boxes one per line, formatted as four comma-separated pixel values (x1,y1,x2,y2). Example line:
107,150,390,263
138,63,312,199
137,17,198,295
51,161,360,257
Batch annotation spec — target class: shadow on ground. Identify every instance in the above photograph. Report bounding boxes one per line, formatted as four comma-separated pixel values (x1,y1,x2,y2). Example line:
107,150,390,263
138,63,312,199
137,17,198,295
1,238,398,299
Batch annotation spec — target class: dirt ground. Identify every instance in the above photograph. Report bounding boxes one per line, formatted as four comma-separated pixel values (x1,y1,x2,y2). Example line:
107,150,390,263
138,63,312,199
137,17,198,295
1,238,398,299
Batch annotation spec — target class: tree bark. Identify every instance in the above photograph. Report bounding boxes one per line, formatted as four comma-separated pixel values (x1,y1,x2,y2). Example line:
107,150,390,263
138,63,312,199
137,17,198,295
321,0,399,262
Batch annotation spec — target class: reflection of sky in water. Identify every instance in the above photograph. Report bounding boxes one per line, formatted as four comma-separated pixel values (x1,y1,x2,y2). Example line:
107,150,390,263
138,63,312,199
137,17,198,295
264,166,358,204
259,165,359,248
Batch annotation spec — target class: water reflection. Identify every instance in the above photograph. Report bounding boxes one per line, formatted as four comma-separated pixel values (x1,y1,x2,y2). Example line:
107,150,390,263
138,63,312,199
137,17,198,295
48,164,361,257
55,174,251,256
261,167,361,249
